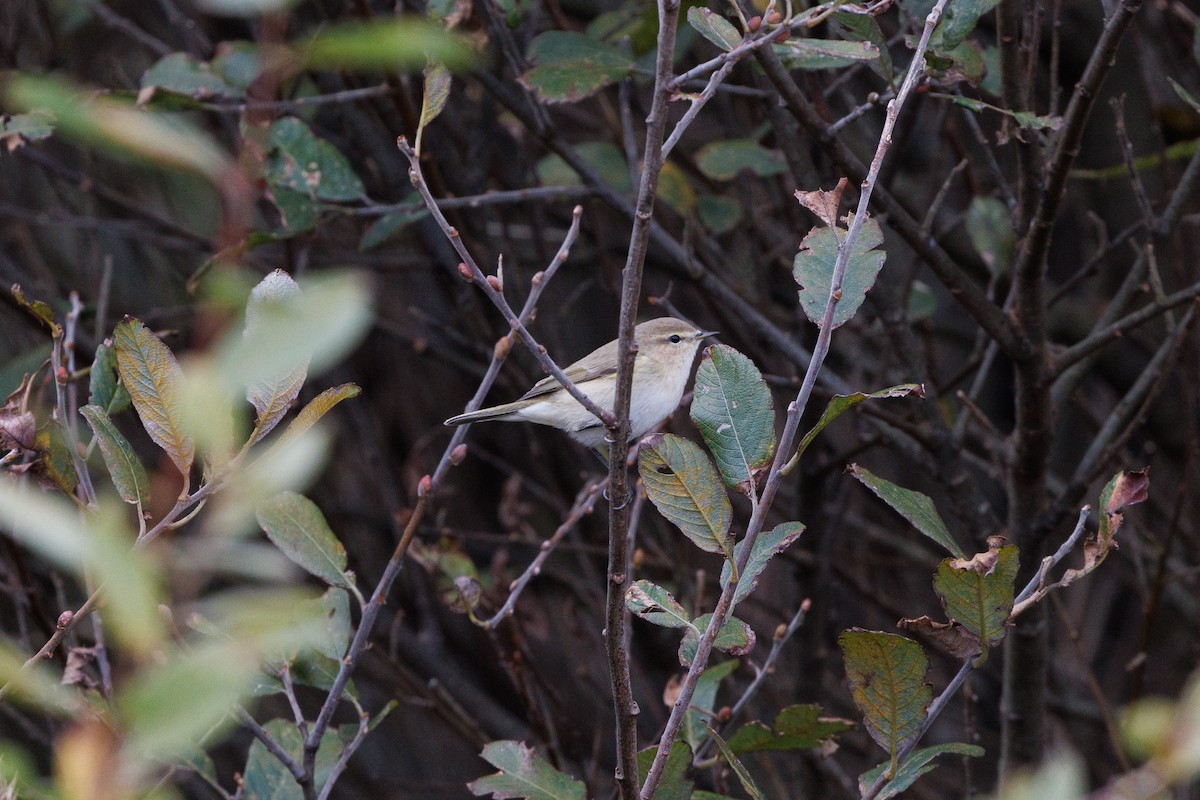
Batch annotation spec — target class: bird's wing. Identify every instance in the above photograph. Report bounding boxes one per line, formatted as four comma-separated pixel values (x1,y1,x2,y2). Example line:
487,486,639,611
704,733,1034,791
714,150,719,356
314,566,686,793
519,362,616,400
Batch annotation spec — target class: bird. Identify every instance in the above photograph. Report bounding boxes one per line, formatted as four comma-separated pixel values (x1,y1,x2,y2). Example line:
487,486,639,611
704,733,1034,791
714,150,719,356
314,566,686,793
444,317,717,450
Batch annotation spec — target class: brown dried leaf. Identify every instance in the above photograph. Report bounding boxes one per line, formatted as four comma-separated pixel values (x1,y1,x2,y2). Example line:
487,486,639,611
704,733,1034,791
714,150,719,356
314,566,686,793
795,177,849,227
0,402,36,451
898,616,983,660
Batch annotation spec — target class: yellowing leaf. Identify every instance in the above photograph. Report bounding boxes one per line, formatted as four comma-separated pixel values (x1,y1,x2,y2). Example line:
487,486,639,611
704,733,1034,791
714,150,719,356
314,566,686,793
638,433,732,558
113,319,195,481
839,630,931,773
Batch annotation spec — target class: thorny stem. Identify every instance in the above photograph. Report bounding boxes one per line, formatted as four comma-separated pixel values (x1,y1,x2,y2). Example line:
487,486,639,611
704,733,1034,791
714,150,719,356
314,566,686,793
641,1,954,795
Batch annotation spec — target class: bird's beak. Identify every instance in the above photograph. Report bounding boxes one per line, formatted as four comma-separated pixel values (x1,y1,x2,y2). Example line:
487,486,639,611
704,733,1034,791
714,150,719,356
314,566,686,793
697,330,719,339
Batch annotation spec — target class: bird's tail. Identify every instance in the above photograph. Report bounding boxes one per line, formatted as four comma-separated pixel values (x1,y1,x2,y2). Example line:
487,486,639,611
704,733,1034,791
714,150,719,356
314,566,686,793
443,402,524,427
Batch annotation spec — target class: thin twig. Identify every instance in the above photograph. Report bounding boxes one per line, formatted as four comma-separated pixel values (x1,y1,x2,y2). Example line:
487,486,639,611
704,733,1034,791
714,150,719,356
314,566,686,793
353,185,593,217
237,707,307,783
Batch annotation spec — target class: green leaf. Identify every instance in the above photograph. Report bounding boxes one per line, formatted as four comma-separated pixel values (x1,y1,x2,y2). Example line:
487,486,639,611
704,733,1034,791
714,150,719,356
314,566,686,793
696,139,787,181
935,0,1001,49
80,405,151,506
697,194,743,235
636,742,693,800
520,31,634,103
679,614,755,666
241,717,347,799
10,285,60,335
638,433,733,557
727,704,853,753
625,580,692,629
268,185,319,234
1171,77,1200,114
359,208,429,251
795,384,924,461
847,464,964,558
0,110,54,146
838,630,932,771
5,75,230,180
965,196,1014,275
690,344,776,492
88,342,130,414
266,117,365,202
298,17,474,73
271,383,361,451
417,62,452,148
833,12,892,77
536,141,632,192
777,38,880,69
256,491,350,588
688,7,742,51
197,0,299,15
32,421,78,496
244,270,309,445
720,522,805,607
467,740,586,800
657,161,696,215
706,723,766,800
0,636,83,715
684,659,739,751
141,53,237,99
793,214,887,328
860,742,984,799
113,318,195,480
934,545,1019,649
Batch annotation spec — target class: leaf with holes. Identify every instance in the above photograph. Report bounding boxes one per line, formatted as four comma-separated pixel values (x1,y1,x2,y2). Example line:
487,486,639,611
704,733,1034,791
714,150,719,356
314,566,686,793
839,630,931,773
113,318,194,480
848,464,964,558
690,344,775,492
639,434,732,558
794,214,886,328
265,117,365,202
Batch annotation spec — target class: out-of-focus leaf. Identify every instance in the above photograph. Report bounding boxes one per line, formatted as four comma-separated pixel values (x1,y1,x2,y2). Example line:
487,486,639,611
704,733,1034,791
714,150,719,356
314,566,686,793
268,185,319,234
80,405,150,506
697,139,787,181
141,53,237,100
265,117,365,202
467,740,586,800
657,161,696,216
679,614,755,666
0,636,84,715
706,723,766,800
935,543,1019,650
625,580,692,629
636,742,693,800
211,41,263,89
32,422,78,496
688,7,742,51
298,18,473,73
776,38,879,69
794,214,887,328
537,142,631,192
5,75,230,180
359,208,429,251
638,433,733,558
965,197,1014,275
684,659,738,751
907,281,938,321
860,742,985,799
417,62,452,151
847,464,964,558
256,491,350,588
726,704,853,753
984,752,1086,800
795,385,923,461
197,0,299,15
697,194,743,234
0,111,54,151
720,522,805,607
839,630,931,772
244,270,309,445
1170,78,1200,114
113,318,195,481
690,344,776,492
519,31,634,103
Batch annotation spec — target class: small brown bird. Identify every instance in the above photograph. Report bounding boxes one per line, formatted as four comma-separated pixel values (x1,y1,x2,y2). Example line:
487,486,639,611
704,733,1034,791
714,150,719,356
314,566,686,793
445,317,716,449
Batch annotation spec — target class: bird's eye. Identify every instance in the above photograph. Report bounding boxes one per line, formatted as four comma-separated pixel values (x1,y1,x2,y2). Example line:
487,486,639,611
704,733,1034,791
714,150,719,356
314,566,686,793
669,334,682,343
